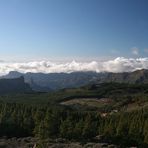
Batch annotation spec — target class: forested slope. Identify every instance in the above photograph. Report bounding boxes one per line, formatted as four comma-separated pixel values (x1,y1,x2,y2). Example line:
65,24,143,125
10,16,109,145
0,82,147,147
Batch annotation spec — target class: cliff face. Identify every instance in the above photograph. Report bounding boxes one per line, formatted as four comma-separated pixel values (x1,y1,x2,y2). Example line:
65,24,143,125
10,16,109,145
0,76,32,94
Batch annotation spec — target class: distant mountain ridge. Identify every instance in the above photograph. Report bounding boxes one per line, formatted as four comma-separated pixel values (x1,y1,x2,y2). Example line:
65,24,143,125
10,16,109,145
99,69,148,83
1,71,100,91
0,77,32,94
1,69,148,91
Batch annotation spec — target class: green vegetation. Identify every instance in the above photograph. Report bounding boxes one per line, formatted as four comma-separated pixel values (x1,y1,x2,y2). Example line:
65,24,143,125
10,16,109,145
0,103,147,147
0,82,147,147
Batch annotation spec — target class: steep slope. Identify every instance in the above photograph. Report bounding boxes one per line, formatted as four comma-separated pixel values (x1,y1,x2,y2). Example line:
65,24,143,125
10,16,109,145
0,77,32,94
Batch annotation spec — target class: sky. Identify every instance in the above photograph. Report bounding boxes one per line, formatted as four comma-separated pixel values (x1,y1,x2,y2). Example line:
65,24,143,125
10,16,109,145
0,0,148,61
0,0,148,74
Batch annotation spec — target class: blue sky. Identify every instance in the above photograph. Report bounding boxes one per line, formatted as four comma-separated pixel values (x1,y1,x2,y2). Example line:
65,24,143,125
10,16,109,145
0,0,148,61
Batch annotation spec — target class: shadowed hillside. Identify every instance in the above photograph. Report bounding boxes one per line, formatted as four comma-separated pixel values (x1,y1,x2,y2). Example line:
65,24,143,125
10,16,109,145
0,77,32,94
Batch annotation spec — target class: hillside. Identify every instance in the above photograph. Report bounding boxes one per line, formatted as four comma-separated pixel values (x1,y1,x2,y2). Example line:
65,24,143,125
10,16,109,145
0,77,32,94
0,82,147,147
98,69,148,83
0,82,147,112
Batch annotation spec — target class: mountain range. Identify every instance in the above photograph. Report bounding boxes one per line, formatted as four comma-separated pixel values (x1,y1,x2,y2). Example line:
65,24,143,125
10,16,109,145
1,69,148,92
0,71,100,91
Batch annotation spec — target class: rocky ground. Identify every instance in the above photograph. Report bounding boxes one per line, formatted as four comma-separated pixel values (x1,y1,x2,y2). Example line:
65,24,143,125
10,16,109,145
0,137,118,148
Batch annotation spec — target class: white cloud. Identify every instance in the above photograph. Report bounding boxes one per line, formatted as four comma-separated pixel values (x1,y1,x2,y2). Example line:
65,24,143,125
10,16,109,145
0,57,148,75
102,57,148,72
131,47,139,55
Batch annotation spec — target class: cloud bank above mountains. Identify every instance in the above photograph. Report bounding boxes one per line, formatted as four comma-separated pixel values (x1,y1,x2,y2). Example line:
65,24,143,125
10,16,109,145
0,57,148,75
